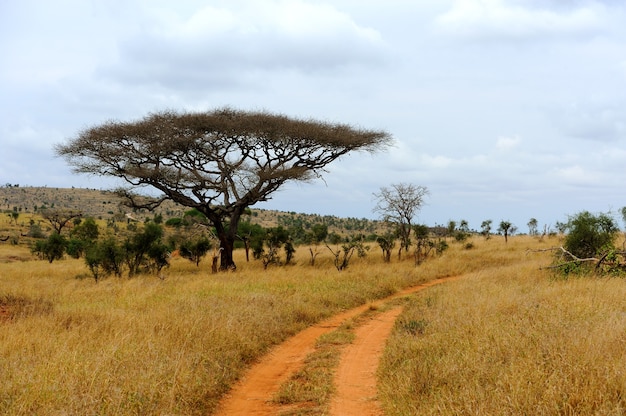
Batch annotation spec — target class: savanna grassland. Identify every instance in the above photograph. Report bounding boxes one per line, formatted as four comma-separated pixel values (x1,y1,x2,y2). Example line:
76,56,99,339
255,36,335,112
379,241,626,415
2,219,626,415
0,235,465,416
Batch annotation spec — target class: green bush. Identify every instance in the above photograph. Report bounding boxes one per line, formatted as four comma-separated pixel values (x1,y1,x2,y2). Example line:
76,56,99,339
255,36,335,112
563,211,618,259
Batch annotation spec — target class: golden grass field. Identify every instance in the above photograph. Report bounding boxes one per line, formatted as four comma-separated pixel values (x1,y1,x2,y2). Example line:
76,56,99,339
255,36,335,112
379,240,626,415
1,232,625,415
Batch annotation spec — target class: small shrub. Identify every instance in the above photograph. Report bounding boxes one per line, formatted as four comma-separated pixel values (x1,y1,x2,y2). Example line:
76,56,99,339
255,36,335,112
399,318,428,335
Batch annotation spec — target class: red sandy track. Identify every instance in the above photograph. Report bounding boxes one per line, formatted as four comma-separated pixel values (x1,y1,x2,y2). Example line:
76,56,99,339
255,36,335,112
328,306,404,416
214,276,461,415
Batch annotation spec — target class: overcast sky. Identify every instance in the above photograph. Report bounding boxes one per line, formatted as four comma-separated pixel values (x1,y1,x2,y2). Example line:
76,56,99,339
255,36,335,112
2,0,626,231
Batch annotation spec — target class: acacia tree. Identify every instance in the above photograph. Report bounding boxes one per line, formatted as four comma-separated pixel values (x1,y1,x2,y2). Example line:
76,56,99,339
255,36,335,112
40,208,82,234
372,183,429,259
56,108,391,270
480,219,492,239
498,220,514,243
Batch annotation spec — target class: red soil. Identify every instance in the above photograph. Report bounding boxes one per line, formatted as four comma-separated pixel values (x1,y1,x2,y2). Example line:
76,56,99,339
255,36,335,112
214,276,461,415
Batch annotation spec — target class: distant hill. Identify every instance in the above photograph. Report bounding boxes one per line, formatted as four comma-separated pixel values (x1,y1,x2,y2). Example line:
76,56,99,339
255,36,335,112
0,186,382,237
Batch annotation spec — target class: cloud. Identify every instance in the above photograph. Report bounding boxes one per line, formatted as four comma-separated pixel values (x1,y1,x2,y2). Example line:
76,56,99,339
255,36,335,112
495,135,521,151
99,0,387,90
555,102,626,142
2,0,626,230
551,164,604,186
435,0,605,41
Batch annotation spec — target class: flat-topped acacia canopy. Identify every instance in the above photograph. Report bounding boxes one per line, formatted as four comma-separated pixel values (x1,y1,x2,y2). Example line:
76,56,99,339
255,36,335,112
56,108,392,270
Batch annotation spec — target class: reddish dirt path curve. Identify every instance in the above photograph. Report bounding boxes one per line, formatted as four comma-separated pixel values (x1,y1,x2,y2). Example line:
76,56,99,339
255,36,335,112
214,276,461,416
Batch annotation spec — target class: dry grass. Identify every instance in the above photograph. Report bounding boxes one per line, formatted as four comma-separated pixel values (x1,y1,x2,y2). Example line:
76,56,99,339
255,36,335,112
0,238,466,415
5,234,608,415
379,237,626,415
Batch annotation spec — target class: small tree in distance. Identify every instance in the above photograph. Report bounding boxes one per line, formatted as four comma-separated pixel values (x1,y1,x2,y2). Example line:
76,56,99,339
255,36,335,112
376,232,396,263
32,232,68,263
372,183,429,259
179,236,212,267
40,208,82,234
498,220,513,243
480,219,492,239
307,223,328,266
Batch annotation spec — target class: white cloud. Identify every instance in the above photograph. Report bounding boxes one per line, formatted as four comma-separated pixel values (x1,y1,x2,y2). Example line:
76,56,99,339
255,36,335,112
551,165,604,186
435,0,604,41
99,0,387,91
556,102,626,142
496,135,521,151
1,0,626,229
420,154,455,169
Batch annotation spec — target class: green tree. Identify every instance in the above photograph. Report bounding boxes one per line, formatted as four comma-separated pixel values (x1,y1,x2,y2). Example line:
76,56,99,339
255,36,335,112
413,224,433,265
237,220,265,262
455,219,470,242
123,222,167,276
527,218,538,236
498,220,513,243
32,232,67,263
480,219,492,239
67,217,100,258
376,232,396,263
147,241,171,276
26,221,45,238
72,218,100,242
56,108,391,270
564,211,619,259
309,223,328,244
179,236,212,267
85,236,125,280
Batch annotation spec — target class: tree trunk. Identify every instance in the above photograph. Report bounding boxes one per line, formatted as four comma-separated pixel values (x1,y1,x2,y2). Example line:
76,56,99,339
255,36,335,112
243,238,250,262
205,206,245,271
218,234,236,270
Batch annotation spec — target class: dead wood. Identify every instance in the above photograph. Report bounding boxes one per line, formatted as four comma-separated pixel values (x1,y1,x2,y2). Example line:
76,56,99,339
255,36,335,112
530,246,626,271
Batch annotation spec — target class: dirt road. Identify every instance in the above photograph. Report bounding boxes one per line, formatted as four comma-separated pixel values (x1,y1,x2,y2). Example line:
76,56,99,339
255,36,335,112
328,306,404,415
215,276,460,415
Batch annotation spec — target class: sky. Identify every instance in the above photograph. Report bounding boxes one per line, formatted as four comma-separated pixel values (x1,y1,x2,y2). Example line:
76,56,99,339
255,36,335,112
2,0,626,232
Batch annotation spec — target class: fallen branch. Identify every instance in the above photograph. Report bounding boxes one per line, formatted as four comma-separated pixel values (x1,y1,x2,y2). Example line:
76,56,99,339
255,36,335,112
529,246,598,262
530,246,626,271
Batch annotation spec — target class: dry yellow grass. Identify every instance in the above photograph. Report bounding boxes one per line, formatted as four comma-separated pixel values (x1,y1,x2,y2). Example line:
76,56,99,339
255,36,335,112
379,237,626,415
6,234,608,415
0,238,465,415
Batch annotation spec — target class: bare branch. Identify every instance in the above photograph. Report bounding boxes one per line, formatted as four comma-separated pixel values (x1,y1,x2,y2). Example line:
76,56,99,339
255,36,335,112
529,246,626,271
40,208,82,234
529,246,599,263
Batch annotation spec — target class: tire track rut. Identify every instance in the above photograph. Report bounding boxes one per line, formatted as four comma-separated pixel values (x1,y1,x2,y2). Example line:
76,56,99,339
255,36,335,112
214,276,461,415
